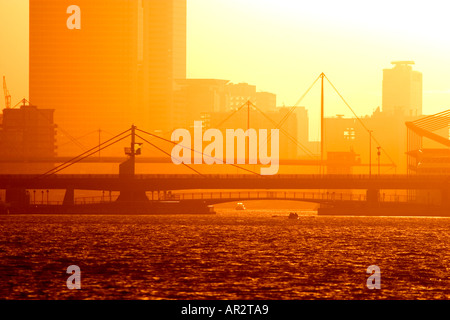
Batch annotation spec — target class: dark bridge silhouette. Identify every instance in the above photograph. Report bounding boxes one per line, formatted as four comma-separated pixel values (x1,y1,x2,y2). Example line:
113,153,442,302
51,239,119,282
1,173,449,215
0,173,449,191
1,107,449,216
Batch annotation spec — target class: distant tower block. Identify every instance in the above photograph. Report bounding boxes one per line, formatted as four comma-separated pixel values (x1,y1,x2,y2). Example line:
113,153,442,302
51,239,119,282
29,0,187,155
382,61,422,117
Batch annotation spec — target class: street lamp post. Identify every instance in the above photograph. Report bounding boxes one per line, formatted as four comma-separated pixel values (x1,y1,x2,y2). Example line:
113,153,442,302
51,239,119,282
377,147,381,176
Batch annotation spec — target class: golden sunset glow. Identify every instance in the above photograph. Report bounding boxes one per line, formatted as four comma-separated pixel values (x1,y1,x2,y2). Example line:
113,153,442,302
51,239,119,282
2,0,450,136
1,0,450,304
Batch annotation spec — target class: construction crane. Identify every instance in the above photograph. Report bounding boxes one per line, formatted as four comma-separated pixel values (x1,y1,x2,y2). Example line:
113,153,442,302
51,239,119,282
3,76,11,109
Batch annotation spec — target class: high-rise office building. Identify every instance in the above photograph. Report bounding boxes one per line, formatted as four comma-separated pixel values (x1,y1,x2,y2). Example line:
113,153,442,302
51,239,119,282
382,61,422,117
142,0,186,132
29,0,186,154
227,83,257,110
29,1,140,154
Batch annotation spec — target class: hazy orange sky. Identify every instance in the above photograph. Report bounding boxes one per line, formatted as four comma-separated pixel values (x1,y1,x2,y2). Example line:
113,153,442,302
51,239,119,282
1,0,450,141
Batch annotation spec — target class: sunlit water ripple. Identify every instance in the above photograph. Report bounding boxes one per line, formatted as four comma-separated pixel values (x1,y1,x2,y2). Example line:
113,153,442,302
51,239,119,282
0,210,449,300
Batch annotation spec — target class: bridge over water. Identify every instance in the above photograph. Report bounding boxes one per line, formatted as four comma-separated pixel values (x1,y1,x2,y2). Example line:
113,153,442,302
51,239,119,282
1,174,449,211
0,174,450,191
1,119,449,215
0,174,449,191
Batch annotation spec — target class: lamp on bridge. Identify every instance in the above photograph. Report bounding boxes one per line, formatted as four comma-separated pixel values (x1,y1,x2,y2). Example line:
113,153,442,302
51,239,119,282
125,143,143,156
117,125,148,203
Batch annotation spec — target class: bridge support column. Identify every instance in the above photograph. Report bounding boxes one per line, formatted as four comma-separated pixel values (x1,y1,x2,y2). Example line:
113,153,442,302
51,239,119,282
117,154,148,203
366,189,380,206
117,186,148,203
63,188,74,206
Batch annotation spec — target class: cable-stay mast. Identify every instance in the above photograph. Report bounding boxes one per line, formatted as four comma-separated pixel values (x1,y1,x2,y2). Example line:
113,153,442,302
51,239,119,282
35,73,396,178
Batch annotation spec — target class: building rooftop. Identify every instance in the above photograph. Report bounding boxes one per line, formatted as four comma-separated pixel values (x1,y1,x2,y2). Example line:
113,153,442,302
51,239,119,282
391,61,415,65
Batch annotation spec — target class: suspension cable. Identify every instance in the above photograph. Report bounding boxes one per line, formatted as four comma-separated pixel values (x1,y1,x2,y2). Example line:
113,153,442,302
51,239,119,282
213,100,250,129
40,128,131,176
135,128,261,176
23,100,87,150
261,75,321,152
249,101,316,158
274,75,321,131
324,75,397,168
38,133,131,177
135,133,204,177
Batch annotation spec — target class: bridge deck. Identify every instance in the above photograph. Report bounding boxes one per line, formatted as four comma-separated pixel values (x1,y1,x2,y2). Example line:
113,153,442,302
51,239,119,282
0,174,448,191
28,190,412,207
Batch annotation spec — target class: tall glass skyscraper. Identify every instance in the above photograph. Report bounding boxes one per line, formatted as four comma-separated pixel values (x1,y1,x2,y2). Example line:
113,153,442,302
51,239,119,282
29,0,186,154
142,0,186,133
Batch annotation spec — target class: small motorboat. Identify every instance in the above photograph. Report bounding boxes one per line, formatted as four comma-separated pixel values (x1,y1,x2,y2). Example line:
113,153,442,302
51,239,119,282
288,212,299,219
235,202,246,210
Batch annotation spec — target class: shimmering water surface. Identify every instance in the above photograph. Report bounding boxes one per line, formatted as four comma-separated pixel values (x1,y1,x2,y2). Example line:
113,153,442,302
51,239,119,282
0,210,449,300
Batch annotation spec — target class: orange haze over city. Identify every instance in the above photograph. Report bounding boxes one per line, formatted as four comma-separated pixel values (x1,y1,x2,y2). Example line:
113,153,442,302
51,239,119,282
1,1,450,304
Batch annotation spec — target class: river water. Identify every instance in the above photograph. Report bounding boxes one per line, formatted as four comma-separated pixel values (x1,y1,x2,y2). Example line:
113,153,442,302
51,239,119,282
0,210,449,300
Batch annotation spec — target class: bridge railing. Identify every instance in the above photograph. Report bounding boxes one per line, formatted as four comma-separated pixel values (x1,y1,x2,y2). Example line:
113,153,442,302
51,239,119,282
28,196,117,206
73,196,116,205
22,191,412,206
136,173,418,180
171,191,370,202
379,193,409,203
23,189,412,205
170,191,412,203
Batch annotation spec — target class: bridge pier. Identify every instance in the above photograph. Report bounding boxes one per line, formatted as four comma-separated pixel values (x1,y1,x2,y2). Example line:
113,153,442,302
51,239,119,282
117,186,148,203
116,152,148,203
366,189,380,206
63,188,74,206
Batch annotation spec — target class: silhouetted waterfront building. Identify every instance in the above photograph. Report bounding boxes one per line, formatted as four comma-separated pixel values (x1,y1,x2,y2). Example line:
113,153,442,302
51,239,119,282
292,106,310,155
227,83,257,110
174,79,230,128
0,101,56,173
174,79,279,131
256,92,277,113
326,151,361,174
324,109,421,174
321,62,424,174
406,110,450,206
382,61,422,117
407,113,450,176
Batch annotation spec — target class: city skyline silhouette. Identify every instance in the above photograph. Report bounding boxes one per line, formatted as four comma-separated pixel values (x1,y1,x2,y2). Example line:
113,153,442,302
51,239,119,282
1,1,450,304
1,0,450,123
